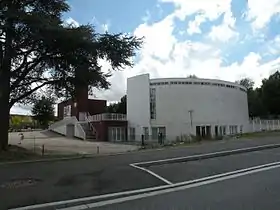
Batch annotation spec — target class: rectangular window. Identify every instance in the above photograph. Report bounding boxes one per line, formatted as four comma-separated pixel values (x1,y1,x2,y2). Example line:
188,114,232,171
150,88,156,119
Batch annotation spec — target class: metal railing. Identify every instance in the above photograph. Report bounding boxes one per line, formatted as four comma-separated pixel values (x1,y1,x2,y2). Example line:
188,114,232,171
88,113,127,122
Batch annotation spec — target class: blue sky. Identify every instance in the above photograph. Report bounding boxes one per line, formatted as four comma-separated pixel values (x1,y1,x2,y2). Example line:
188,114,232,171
12,0,280,114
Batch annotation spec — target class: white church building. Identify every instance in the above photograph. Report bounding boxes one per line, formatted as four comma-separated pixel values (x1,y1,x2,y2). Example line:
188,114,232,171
126,74,250,141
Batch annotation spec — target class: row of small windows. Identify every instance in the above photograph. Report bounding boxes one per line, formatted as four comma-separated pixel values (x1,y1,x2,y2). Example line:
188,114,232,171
150,81,247,92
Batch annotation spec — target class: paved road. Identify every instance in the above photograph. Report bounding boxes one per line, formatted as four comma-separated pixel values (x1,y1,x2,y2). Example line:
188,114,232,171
1,136,280,209
95,166,280,210
149,148,280,183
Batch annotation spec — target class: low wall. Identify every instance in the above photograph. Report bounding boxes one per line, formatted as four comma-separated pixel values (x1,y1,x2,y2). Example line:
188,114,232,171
48,117,86,140
246,119,280,133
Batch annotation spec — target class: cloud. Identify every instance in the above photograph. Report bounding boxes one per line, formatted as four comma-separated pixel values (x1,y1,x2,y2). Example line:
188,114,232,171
246,0,280,30
208,11,238,42
187,14,206,35
161,0,232,22
134,14,176,61
64,17,79,27
101,23,109,32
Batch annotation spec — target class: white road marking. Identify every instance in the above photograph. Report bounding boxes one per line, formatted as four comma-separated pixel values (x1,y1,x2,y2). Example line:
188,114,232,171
57,161,280,210
130,163,173,185
132,143,280,166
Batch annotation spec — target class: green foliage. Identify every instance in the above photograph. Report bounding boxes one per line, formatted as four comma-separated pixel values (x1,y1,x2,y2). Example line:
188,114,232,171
237,71,280,118
31,97,54,128
106,95,127,114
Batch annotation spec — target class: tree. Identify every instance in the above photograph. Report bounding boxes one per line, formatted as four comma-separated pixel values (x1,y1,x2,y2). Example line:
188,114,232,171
106,95,127,114
237,78,254,90
236,78,267,118
0,1,142,150
31,97,54,128
187,75,198,78
261,71,280,117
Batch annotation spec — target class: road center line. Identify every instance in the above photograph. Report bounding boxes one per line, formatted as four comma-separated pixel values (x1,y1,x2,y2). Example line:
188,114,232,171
57,161,280,210
130,163,173,185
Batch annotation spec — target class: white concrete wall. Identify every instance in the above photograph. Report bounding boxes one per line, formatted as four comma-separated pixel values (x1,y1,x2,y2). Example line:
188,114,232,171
49,117,86,140
127,74,151,140
150,78,249,137
127,75,250,141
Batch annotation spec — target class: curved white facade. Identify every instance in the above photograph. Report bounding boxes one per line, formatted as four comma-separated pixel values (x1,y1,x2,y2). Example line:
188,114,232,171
127,74,249,141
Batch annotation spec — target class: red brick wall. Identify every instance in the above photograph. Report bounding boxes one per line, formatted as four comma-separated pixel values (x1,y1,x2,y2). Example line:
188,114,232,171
57,99,78,120
88,99,106,115
57,99,107,120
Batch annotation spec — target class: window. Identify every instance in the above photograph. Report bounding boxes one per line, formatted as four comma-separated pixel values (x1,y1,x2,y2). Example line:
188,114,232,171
178,81,182,84
150,88,156,119
63,105,71,117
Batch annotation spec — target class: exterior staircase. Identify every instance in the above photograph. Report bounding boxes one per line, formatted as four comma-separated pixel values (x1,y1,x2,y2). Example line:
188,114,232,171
80,123,96,141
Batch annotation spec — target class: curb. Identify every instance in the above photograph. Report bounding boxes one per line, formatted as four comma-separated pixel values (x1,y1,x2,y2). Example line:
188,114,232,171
0,148,144,166
134,143,280,167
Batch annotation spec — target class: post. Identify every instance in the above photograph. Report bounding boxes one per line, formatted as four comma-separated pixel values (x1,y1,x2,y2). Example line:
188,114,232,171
42,144,45,156
188,110,194,134
97,146,99,154
33,135,36,153
141,134,144,147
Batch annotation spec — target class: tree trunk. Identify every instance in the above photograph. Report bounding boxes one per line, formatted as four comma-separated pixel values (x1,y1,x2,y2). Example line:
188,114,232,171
0,19,12,151
0,53,11,150
0,99,10,151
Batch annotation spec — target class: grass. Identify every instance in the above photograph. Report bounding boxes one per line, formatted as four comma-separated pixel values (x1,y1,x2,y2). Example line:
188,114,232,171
237,130,280,138
0,145,80,163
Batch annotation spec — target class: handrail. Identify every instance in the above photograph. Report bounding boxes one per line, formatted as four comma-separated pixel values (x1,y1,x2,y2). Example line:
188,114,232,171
87,113,127,122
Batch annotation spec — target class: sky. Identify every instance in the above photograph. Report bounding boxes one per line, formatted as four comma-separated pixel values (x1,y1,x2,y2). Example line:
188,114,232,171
11,0,280,115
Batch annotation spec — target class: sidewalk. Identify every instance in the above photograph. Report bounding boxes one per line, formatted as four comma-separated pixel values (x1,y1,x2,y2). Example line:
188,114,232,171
8,131,139,155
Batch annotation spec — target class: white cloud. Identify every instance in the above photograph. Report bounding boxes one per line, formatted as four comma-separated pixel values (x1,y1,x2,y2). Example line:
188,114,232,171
208,11,238,42
187,14,206,35
246,0,280,30
142,10,151,22
101,23,110,32
161,0,232,22
134,14,176,61
64,17,79,27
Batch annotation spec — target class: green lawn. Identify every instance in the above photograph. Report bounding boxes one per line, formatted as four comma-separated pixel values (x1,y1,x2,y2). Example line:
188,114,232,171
0,145,80,162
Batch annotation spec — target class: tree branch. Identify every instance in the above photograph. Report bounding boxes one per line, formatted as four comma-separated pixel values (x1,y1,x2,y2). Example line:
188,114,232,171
9,80,56,108
10,56,44,91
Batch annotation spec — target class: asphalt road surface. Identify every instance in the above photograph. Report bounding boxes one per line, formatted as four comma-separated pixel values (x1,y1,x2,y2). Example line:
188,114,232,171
94,166,280,210
2,136,280,209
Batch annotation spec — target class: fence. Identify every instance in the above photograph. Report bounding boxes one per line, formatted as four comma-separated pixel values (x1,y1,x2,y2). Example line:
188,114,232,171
248,119,280,133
